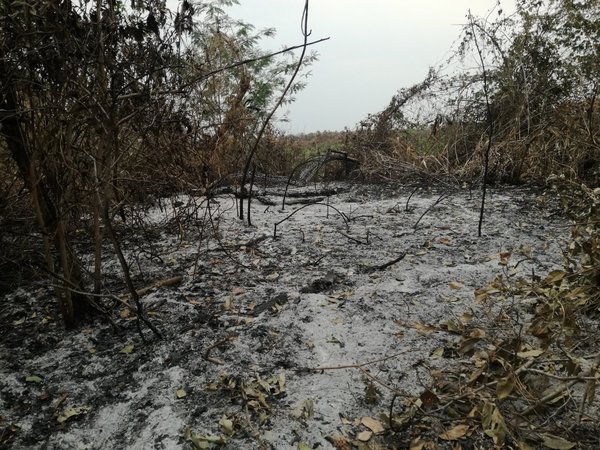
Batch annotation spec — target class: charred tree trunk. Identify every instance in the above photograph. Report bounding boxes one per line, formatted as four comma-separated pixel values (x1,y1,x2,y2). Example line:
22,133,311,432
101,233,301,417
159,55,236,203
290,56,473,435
0,57,90,329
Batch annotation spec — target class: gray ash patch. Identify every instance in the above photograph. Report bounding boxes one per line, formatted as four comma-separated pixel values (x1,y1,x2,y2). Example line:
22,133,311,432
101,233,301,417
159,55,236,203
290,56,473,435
0,182,572,449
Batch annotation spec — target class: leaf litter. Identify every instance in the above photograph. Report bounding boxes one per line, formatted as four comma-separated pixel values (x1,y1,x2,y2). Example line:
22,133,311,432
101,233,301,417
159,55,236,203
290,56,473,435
1,181,596,449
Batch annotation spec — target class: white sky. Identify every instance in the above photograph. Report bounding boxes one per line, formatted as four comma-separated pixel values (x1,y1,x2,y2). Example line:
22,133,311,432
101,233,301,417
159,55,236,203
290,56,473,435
228,0,513,133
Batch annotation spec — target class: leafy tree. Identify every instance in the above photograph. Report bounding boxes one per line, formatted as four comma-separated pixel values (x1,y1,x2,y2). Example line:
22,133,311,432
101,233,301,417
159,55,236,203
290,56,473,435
0,0,314,329
349,0,600,183
457,0,600,181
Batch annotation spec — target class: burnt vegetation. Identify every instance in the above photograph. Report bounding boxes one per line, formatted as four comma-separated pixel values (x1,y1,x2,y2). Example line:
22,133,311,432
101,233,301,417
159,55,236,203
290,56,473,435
1,0,599,449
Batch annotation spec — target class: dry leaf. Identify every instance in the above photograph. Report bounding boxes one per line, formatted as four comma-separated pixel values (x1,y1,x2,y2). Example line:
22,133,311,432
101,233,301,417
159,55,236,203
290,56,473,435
361,416,384,434
458,337,479,355
186,429,228,449
496,376,515,400
459,312,473,325
517,349,544,359
439,319,463,333
410,439,437,450
482,402,507,444
516,440,535,450
468,406,479,418
419,389,439,408
57,406,90,424
25,375,43,383
541,434,576,449
539,382,569,405
584,378,596,405
529,321,550,338
544,270,566,284
325,435,352,450
120,344,134,354
469,367,485,384
470,328,486,339
499,251,511,266
219,416,234,435
508,267,521,276
412,322,436,334
439,424,469,440
431,347,444,358
277,372,286,393
474,288,488,304
356,430,373,442
290,399,314,420
449,281,462,290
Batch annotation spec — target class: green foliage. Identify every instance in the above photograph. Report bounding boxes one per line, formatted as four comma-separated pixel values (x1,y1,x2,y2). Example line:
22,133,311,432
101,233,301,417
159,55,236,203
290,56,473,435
0,0,315,326
348,0,600,183
454,0,600,182
553,178,600,313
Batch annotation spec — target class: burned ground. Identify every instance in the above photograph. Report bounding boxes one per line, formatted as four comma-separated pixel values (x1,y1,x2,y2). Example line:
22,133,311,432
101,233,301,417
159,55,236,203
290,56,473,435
3,182,592,450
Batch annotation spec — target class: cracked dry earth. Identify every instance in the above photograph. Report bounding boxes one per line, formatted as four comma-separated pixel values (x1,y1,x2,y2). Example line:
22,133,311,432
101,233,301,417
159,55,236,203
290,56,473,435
0,182,569,449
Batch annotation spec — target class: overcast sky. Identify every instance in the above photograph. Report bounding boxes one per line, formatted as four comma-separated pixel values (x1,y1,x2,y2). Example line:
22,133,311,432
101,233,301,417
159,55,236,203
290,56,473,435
228,0,512,133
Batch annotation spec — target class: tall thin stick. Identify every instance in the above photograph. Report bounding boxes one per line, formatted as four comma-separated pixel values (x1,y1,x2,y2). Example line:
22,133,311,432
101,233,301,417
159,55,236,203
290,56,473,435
469,12,494,237
247,164,256,226
239,0,313,220
102,202,162,340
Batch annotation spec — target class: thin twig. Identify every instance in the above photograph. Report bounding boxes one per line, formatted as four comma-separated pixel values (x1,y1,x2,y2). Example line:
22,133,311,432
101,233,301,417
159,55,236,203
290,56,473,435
309,351,409,371
307,352,412,397
413,194,448,231
468,11,494,237
362,254,406,273
524,368,597,382
204,334,238,365
240,0,314,219
102,202,163,340
273,202,349,239
181,37,329,94
337,230,368,245
406,186,419,212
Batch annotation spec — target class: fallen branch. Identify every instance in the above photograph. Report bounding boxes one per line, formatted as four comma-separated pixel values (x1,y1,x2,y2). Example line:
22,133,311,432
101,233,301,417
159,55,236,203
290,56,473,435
306,351,411,396
130,276,183,298
285,188,342,198
285,197,325,205
204,334,238,365
519,352,600,416
337,230,368,245
520,379,578,416
273,202,349,239
255,196,276,206
362,253,406,273
308,351,408,371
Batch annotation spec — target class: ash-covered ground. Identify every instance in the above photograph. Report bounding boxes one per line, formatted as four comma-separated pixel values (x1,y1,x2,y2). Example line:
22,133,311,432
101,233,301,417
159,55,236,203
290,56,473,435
0,182,570,449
